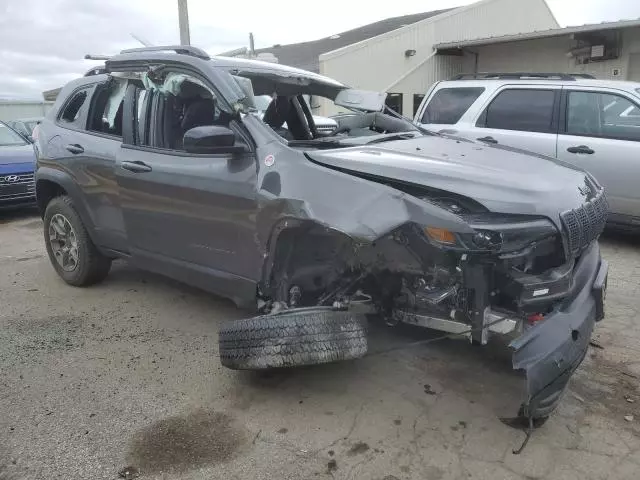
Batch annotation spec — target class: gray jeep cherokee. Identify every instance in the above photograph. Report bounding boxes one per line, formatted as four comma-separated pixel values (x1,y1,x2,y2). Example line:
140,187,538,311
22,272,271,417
34,46,608,423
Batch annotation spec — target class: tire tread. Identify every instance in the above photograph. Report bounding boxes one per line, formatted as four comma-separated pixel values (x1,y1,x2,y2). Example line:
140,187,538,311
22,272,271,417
218,309,367,370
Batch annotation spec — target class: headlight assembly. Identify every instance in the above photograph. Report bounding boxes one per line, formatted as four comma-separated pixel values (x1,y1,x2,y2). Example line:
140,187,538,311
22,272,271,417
424,215,558,253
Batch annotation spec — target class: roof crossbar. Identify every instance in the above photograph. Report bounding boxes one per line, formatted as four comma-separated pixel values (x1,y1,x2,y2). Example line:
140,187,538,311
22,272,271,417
118,45,210,60
450,72,596,81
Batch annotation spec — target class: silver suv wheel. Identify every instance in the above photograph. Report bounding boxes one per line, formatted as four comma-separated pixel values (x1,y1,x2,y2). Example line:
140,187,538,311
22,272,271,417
48,213,79,272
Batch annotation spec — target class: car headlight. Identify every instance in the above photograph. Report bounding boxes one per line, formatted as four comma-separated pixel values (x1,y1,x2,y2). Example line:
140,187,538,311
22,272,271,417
424,215,558,253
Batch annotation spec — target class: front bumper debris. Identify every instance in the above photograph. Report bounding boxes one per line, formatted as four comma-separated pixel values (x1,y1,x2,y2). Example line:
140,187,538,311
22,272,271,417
510,242,606,418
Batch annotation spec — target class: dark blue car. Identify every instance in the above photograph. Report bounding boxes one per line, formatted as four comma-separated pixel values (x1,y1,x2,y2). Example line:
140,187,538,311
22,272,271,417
0,120,36,209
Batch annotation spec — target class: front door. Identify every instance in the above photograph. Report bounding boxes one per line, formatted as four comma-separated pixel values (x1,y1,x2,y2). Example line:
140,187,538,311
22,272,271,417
116,75,260,303
556,88,640,224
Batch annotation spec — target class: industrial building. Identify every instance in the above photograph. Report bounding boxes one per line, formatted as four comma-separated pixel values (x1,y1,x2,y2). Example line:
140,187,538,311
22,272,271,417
260,0,640,117
436,18,640,83
0,100,53,122
317,0,558,115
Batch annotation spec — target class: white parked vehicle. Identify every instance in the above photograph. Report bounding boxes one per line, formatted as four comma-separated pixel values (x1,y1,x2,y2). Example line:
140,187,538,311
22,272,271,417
414,73,640,230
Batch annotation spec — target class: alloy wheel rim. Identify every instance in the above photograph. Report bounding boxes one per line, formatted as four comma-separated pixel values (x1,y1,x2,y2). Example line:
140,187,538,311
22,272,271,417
49,214,79,272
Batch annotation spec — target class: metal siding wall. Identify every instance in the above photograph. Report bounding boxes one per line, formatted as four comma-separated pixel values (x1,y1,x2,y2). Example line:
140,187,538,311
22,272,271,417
629,53,640,81
468,28,640,80
430,0,557,44
0,102,54,122
397,55,465,114
319,0,560,115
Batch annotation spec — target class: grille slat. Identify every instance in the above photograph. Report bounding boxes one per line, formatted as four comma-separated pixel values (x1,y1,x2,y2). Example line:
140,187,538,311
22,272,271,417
0,173,35,200
560,189,608,257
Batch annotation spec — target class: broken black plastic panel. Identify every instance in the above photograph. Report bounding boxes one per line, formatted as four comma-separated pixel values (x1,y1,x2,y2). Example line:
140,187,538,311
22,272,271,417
510,242,604,420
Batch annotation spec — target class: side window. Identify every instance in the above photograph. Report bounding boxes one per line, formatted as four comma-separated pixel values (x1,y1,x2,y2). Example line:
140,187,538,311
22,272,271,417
88,78,127,137
567,91,640,142
481,89,556,133
136,73,226,151
385,93,403,115
421,87,484,124
59,88,91,128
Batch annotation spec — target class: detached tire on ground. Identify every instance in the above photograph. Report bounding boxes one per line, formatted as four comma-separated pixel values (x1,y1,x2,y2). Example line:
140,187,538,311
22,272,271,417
218,308,368,370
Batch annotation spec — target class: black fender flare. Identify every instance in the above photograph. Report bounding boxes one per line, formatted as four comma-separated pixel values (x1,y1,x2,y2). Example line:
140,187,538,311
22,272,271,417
259,216,312,294
35,166,98,242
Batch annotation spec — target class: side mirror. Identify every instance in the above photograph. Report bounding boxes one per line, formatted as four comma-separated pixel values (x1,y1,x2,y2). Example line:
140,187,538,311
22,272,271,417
183,126,238,154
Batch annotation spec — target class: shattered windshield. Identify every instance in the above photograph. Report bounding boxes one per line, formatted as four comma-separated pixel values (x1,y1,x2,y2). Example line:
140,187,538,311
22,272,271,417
226,69,422,148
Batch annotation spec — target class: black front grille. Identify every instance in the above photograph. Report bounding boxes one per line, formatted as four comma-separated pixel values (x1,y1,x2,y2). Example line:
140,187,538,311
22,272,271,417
560,189,608,257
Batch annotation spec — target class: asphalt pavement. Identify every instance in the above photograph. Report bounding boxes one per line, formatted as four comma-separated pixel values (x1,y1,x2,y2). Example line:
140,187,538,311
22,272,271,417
1,210,639,480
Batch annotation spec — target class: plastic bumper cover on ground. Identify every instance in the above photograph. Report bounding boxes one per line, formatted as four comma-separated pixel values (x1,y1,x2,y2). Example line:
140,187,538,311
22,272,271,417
510,241,607,418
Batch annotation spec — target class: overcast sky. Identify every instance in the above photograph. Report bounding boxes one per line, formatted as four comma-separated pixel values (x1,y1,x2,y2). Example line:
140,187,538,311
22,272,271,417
1,0,639,99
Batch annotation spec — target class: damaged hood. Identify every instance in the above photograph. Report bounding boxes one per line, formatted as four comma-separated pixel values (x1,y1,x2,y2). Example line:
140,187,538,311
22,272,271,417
306,135,593,223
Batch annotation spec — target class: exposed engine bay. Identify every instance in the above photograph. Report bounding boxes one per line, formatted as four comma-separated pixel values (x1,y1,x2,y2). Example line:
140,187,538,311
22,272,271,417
261,185,592,347
255,170,608,429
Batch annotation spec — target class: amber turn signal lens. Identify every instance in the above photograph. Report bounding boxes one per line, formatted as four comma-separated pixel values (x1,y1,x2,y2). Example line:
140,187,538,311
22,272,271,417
424,227,457,244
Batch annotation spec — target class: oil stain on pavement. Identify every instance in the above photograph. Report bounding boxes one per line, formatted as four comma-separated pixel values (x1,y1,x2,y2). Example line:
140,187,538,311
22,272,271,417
127,409,247,475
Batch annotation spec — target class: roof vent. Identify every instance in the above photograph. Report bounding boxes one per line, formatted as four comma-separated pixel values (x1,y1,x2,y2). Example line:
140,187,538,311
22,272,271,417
329,34,341,39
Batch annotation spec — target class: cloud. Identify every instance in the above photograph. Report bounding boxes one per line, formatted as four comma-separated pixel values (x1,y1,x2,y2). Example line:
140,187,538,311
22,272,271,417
0,0,253,98
1,0,480,98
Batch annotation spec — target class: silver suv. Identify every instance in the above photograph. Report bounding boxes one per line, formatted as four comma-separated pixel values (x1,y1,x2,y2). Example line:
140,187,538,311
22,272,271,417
414,73,640,230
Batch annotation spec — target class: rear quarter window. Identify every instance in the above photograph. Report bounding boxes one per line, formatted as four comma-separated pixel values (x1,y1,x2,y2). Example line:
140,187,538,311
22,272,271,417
59,87,93,129
420,87,484,124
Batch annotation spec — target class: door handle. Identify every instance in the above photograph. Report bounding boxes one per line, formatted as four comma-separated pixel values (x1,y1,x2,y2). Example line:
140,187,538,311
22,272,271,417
567,145,594,154
477,136,498,144
65,144,84,154
121,160,152,173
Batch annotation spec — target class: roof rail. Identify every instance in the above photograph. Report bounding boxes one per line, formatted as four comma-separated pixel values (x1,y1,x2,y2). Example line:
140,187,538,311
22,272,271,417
84,66,107,77
450,72,596,81
118,45,210,60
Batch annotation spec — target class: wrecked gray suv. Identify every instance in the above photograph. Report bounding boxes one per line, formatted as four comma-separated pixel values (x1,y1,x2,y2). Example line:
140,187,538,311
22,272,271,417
34,46,608,424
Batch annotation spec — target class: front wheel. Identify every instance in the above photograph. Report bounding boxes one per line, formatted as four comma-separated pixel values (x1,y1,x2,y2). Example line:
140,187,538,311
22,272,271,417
43,195,111,286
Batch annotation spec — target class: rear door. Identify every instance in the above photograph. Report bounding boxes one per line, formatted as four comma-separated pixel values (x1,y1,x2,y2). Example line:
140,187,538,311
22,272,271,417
115,73,261,301
51,79,127,251
556,87,640,223
463,86,561,157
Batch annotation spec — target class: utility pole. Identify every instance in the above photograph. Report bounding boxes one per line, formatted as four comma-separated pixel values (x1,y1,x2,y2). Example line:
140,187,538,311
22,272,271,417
177,0,191,45
249,32,255,57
